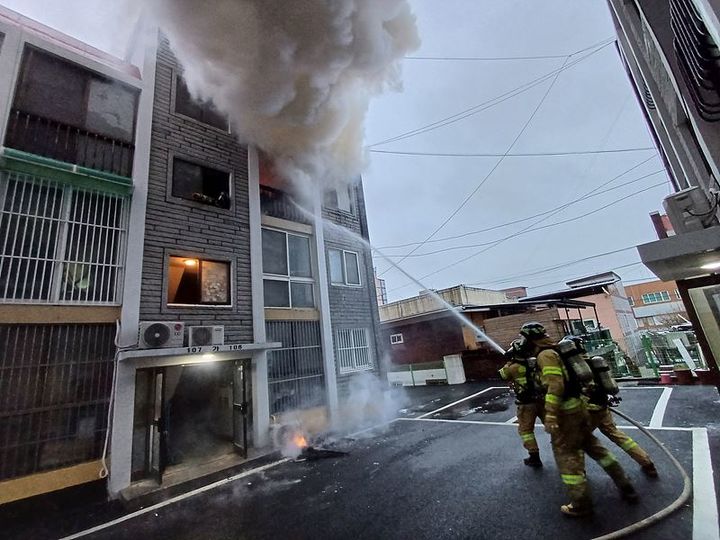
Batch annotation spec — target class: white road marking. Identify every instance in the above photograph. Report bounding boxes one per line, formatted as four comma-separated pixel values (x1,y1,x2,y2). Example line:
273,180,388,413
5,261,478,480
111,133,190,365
58,459,289,540
693,428,720,540
650,387,673,428
505,416,518,424
398,416,695,431
416,386,504,419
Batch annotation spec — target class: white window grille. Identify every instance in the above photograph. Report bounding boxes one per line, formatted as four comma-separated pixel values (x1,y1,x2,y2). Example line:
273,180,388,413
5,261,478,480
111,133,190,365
0,172,129,304
336,328,372,374
641,291,671,304
390,333,403,345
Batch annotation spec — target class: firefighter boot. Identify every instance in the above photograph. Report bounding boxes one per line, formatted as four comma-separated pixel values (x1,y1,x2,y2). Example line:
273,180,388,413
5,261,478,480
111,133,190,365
560,503,593,517
604,462,639,503
523,452,543,468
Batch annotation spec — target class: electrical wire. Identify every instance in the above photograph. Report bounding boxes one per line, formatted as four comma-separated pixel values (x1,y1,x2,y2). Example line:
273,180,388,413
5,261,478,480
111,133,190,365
378,168,663,250
518,262,645,292
382,155,661,291
369,147,656,158
405,53,569,61
378,53,573,276
369,39,614,148
383,181,666,259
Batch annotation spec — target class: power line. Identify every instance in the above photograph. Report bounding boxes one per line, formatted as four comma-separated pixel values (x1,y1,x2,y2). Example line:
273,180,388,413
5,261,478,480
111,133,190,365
382,155,662,292
369,147,656,158
405,53,569,61
369,39,614,148
378,52,572,276
384,181,666,259
524,262,645,292
470,247,640,286
377,167,662,250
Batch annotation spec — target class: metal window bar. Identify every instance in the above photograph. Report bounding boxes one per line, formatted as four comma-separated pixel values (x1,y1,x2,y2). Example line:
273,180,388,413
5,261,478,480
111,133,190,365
336,328,372,373
0,171,129,304
266,321,326,414
0,324,115,481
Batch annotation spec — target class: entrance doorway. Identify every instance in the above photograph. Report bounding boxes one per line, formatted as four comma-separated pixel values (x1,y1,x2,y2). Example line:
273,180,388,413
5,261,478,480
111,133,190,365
131,359,252,483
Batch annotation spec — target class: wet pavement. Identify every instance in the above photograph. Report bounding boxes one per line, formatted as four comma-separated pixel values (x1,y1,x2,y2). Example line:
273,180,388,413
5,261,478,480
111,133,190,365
3,382,719,540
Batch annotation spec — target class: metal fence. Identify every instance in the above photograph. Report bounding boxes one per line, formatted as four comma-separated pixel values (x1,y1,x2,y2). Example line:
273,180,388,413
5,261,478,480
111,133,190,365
0,171,129,304
266,320,325,415
0,324,116,481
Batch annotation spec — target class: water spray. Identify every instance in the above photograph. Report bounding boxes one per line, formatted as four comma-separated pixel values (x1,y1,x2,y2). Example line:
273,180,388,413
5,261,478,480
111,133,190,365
292,198,506,354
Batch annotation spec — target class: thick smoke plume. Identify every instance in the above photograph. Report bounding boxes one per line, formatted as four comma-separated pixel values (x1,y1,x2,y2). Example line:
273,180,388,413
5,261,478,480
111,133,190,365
140,0,419,186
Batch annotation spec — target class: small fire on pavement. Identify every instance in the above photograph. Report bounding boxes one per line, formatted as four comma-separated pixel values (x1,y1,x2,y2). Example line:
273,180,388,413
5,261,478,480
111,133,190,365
288,430,349,461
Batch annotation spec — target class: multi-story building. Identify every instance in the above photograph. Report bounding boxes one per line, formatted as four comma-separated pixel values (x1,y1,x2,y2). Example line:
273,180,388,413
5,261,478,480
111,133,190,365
0,7,147,504
607,0,720,383
625,279,689,330
0,9,382,504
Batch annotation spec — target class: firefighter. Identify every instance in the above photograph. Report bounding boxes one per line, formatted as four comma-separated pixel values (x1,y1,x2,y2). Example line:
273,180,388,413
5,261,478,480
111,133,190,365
586,385,658,477
519,322,639,517
499,340,544,467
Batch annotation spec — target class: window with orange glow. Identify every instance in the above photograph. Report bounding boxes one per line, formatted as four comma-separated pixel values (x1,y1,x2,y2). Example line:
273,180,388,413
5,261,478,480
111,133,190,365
167,256,230,305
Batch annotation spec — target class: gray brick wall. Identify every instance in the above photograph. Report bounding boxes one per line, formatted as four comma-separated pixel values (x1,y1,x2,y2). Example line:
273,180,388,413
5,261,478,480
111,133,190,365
139,37,253,344
323,180,383,398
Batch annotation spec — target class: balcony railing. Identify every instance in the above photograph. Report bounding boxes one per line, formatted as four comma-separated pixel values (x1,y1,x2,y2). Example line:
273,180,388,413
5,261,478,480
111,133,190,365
5,110,135,178
260,185,312,224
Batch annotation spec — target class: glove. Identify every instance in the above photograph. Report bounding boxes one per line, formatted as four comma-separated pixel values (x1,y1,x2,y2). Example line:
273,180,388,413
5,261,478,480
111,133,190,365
544,415,559,435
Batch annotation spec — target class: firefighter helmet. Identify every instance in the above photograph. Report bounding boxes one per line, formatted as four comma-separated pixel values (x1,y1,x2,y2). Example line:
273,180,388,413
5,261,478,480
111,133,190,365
519,322,547,340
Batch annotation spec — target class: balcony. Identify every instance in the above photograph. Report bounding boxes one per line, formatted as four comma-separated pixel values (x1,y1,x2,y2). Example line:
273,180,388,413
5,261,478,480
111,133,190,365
5,109,135,178
260,185,311,224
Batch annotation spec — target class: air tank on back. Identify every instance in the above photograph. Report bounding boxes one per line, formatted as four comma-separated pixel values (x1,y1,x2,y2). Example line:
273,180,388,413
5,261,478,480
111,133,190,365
556,336,594,386
588,355,620,395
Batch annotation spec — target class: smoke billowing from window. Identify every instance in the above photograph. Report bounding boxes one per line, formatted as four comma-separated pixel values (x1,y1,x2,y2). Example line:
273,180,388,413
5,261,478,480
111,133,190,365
139,0,420,186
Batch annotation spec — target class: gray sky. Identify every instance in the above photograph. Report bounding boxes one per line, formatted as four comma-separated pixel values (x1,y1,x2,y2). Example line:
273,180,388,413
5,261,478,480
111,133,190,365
363,0,665,301
1,0,666,301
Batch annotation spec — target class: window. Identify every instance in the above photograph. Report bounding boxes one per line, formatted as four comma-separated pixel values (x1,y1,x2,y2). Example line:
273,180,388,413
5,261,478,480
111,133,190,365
337,329,373,373
641,291,671,304
390,333,404,345
570,319,597,335
323,185,354,213
328,249,361,286
628,296,635,306
7,47,138,177
262,228,314,308
675,289,682,300
0,172,128,304
167,256,230,305
171,158,231,209
174,74,229,131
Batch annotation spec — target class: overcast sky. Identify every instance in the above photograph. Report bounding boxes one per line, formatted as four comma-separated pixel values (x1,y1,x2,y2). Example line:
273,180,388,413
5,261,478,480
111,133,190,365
0,0,667,302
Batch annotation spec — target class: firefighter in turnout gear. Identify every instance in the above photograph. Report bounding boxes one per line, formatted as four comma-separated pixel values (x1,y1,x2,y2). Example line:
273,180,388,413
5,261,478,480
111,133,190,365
499,340,544,467
518,322,639,517
586,382,658,477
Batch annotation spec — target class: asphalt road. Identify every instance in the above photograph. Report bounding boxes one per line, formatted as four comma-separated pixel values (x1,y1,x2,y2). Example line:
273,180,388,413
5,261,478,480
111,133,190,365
4,383,718,540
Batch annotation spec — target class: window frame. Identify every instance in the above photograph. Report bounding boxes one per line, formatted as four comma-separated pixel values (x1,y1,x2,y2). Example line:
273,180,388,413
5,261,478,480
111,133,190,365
328,248,362,287
167,153,233,212
165,253,233,308
390,333,404,345
171,71,231,134
336,328,373,374
262,227,316,309
641,291,671,304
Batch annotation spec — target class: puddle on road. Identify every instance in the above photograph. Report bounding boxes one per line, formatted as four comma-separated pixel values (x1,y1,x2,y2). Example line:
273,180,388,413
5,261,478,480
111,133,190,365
429,390,512,420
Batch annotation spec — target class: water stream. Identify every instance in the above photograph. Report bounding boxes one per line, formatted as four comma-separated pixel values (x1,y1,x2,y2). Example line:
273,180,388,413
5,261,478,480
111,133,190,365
292,199,506,354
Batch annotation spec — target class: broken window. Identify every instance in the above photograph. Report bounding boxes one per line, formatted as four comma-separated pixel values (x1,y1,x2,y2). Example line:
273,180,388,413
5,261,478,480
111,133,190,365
175,74,229,131
171,158,231,209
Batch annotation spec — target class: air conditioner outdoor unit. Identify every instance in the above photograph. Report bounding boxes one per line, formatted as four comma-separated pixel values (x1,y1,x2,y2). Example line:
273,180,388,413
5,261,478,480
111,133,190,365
189,326,225,347
138,322,185,349
663,186,719,234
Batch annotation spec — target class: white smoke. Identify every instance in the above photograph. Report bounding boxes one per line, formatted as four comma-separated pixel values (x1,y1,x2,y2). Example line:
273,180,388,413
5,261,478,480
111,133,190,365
138,0,420,187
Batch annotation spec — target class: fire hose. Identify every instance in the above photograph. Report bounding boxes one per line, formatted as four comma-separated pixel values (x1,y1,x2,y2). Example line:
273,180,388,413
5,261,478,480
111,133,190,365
590,407,692,540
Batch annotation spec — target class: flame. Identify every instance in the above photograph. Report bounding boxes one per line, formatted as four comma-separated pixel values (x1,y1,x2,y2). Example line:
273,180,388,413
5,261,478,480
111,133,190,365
291,433,309,449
